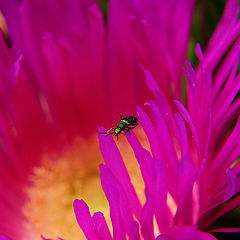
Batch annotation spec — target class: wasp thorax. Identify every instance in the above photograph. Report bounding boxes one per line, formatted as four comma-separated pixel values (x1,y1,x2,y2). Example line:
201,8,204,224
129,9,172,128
114,128,121,135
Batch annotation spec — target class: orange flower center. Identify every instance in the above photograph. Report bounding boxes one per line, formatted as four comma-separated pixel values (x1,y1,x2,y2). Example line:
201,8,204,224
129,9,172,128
23,129,148,239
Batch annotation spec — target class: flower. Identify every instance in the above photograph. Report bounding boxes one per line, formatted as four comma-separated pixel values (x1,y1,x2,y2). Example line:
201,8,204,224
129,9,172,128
0,0,197,238
74,0,240,239
0,0,239,240
0,0,157,238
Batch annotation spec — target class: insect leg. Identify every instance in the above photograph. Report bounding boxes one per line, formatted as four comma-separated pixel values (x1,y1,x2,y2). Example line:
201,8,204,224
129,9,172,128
99,128,115,137
124,129,131,136
107,127,115,133
126,125,138,130
105,132,114,137
116,112,123,119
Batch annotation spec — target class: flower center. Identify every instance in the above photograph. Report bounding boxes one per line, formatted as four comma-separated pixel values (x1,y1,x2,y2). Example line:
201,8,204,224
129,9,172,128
23,136,107,239
22,129,149,239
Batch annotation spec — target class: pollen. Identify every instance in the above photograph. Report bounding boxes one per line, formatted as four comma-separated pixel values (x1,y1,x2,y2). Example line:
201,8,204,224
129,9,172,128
23,128,149,239
23,136,107,240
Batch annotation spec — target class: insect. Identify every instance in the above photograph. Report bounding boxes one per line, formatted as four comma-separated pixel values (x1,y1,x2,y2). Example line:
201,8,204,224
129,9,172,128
101,113,138,140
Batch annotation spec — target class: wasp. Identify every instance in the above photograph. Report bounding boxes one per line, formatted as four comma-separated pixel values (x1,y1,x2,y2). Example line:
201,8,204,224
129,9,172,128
101,113,138,140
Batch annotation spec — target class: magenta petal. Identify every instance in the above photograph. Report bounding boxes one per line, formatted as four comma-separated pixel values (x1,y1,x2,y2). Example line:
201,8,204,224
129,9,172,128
177,156,196,204
73,199,98,240
156,236,169,240
152,158,172,232
144,69,162,98
154,91,179,137
198,193,240,230
92,212,112,240
98,127,141,220
210,116,240,174
41,236,54,240
209,228,240,233
224,168,240,201
140,190,154,240
129,221,141,240
100,164,132,237
101,182,126,240
0,236,11,240
196,43,204,62
205,0,239,57
126,132,153,192
136,106,160,159
148,100,178,176
174,99,201,153
160,227,217,240
175,113,188,157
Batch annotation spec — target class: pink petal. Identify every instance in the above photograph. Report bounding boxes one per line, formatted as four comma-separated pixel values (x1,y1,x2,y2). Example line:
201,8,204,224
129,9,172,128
152,158,172,232
73,199,98,240
223,168,240,201
159,227,217,240
209,228,240,233
177,156,196,205
174,100,201,154
148,100,178,177
92,212,112,240
129,221,141,240
98,127,141,220
205,0,239,56
140,190,154,240
126,132,153,192
198,193,240,230
136,106,160,160
175,113,188,157
100,164,132,237
101,183,126,240
0,236,12,240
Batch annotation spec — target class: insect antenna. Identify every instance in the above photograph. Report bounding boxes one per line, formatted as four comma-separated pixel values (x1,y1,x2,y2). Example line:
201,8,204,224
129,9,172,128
116,112,123,119
105,132,114,137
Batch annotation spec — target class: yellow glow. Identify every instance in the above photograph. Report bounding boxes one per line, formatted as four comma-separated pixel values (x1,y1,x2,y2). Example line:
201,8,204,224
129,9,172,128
0,11,8,38
167,192,177,216
23,136,106,239
23,128,149,239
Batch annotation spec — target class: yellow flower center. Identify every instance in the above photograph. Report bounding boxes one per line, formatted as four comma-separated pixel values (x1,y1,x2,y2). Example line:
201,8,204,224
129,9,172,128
23,137,107,239
23,129,149,239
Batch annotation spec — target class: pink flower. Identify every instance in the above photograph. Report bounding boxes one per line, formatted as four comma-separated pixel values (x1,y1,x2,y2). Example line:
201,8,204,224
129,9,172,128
0,0,239,239
74,0,240,239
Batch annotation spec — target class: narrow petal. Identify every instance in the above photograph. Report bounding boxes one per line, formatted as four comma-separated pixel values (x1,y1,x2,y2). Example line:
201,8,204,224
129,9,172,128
152,158,172,232
177,156,196,205
198,193,240,230
148,100,178,176
100,164,132,237
140,190,154,240
101,183,126,240
209,228,240,233
98,127,141,220
222,169,240,202
205,0,239,56
126,132,153,192
159,227,217,240
92,212,112,240
73,199,98,240
137,106,161,160
129,221,141,240
174,100,201,154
